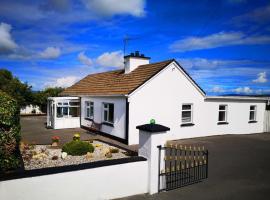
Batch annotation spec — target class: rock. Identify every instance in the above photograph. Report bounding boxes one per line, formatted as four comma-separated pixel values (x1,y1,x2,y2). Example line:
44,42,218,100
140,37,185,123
105,152,112,158
86,152,93,160
61,152,68,159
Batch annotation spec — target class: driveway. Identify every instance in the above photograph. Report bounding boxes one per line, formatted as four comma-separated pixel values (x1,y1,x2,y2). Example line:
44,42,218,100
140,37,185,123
20,115,137,151
117,133,270,200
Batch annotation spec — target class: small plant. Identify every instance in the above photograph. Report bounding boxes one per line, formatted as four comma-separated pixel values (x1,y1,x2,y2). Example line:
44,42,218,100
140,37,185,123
73,133,80,141
109,148,119,153
62,141,94,156
51,136,60,143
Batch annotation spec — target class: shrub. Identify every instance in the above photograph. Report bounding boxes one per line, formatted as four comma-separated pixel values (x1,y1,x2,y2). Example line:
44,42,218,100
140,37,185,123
73,133,80,141
62,141,94,156
0,91,21,172
109,148,119,153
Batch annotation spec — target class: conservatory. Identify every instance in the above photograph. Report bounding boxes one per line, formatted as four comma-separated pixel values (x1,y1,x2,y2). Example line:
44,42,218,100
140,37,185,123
47,97,80,129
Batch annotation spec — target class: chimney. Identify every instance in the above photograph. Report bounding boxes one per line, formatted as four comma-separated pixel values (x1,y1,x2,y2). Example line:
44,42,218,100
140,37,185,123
124,51,150,74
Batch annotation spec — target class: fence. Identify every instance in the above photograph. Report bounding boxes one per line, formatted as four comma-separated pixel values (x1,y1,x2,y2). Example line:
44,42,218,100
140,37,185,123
158,144,208,192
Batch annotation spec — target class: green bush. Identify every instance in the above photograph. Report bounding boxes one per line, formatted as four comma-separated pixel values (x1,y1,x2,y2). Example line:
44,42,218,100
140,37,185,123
0,91,21,172
62,141,95,156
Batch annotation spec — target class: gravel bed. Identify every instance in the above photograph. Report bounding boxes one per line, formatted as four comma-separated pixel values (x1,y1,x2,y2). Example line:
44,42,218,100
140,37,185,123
22,140,130,170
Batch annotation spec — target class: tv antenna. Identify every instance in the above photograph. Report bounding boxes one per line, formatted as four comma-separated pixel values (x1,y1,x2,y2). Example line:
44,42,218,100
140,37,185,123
123,35,139,57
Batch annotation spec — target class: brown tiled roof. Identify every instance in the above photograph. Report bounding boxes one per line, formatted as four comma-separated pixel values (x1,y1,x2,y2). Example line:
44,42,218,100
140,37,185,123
61,59,174,96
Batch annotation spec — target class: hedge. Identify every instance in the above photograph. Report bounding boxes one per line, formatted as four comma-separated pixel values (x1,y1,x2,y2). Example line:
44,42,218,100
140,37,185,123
0,91,21,172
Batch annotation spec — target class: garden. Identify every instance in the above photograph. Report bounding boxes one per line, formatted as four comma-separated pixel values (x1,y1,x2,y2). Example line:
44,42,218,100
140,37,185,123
20,133,130,170
0,90,133,176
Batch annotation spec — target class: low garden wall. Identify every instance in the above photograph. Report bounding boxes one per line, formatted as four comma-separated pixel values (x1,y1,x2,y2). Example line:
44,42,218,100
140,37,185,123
0,157,148,200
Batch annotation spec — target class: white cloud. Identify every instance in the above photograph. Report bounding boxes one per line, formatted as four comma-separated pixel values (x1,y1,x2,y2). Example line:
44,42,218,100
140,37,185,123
170,31,270,52
253,72,267,83
78,51,93,66
0,22,18,54
211,86,225,93
233,87,253,94
39,47,61,59
83,0,145,17
45,76,79,88
96,50,124,68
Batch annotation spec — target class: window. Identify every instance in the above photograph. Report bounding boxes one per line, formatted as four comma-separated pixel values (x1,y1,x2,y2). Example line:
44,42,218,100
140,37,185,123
56,100,80,118
218,105,227,123
249,105,256,121
103,103,114,124
181,104,193,124
85,101,94,119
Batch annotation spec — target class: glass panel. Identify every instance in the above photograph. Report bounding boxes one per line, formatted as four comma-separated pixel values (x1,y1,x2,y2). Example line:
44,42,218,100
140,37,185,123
250,105,255,111
90,102,94,106
104,110,108,121
57,107,63,118
86,108,90,118
90,107,94,117
108,104,114,123
63,107,68,116
182,111,191,123
86,102,90,106
104,104,108,108
69,101,79,106
249,111,255,121
69,107,79,117
63,102,69,106
182,104,191,110
219,105,226,110
218,111,226,121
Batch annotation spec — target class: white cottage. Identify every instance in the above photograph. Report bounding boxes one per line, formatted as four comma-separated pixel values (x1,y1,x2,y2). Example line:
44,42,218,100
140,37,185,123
47,51,270,145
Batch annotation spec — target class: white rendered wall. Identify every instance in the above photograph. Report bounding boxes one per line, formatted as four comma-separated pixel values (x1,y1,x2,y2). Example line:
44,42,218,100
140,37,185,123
81,96,127,139
53,117,80,129
0,161,148,200
128,62,266,144
20,105,42,114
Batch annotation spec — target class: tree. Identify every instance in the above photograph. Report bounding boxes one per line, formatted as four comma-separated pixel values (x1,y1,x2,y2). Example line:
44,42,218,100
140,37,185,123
0,69,33,108
33,87,64,113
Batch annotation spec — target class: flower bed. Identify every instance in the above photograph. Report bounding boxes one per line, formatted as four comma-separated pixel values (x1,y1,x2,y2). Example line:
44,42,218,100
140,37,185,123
21,140,130,170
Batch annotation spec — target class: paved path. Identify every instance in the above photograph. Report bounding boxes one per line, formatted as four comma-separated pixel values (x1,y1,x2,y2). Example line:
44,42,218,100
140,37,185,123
20,116,137,151
117,133,270,200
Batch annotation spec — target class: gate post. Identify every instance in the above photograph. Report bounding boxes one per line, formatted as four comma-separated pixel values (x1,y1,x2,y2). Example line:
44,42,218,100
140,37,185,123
136,123,170,195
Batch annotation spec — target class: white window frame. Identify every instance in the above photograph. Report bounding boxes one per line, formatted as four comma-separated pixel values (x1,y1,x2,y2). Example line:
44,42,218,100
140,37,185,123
85,101,94,119
181,103,193,124
56,100,79,118
218,104,228,123
103,103,114,124
249,105,257,122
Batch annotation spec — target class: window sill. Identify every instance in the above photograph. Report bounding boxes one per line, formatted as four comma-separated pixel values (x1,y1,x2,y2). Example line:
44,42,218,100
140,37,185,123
181,123,194,127
217,122,229,125
84,118,94,122
248,120,257,123
102,122,114,127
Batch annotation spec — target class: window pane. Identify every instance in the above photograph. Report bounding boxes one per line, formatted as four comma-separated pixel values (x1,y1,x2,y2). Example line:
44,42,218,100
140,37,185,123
90,107,94,117
69,101,79,106
69,107,79,117
250,105,255,111
57,107,62,118
63,107,68,116
218,111,226,121
104,110,108,121
219,105,226,110
86,102,90,106
108,104,114,123
104,104,108,108
182,111,191,123
182,104,191,110
86,108,90,117
249,111,255,121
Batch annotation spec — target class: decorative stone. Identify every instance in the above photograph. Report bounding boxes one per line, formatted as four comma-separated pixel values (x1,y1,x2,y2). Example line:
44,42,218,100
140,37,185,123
52,142,59,147
86,152,93,160
61,152,68,159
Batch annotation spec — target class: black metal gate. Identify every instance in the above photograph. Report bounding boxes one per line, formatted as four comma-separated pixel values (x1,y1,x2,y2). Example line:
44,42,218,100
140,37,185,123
158,144,208,192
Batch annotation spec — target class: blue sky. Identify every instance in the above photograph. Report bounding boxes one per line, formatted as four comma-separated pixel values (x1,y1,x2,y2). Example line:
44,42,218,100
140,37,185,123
0,0,269,95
